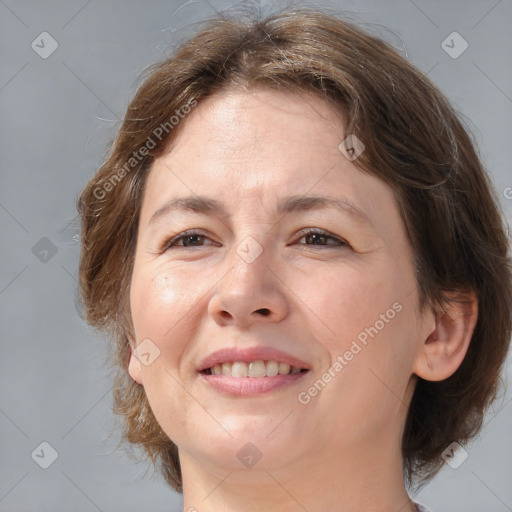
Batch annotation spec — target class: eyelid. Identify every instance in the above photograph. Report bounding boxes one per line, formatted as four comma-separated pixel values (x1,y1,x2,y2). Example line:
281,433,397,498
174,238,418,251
293,227,348,246
161,229,215,251
160,227,349,251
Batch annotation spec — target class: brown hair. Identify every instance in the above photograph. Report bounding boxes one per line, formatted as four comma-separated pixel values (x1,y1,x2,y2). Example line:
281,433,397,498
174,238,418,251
77,5,512,493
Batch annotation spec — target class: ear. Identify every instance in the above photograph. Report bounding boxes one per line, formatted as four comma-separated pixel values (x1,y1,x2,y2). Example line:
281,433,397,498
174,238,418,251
413,290,478,381
127,334,144,385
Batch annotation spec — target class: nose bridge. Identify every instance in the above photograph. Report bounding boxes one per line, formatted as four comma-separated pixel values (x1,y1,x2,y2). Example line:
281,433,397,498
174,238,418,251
235,232,267,267
227,198,275,276
228,231,272,295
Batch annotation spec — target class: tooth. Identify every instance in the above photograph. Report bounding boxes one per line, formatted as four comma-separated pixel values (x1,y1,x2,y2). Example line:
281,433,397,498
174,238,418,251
266,360,279,377
221,362,231,375
231,361,248,377
206,360,303,377
248,360,266,378
278,363,291,375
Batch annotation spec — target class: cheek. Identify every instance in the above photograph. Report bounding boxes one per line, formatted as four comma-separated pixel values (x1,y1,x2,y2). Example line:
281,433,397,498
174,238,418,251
301,263,393,347
130,265,198,340
128,267,202,440
306,259,417,385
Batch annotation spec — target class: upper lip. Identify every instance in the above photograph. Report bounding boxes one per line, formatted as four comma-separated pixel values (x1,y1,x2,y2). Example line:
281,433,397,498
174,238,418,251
196,346,311,372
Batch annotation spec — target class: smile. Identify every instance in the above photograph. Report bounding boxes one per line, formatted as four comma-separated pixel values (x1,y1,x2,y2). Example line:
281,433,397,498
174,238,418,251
202,360,307,378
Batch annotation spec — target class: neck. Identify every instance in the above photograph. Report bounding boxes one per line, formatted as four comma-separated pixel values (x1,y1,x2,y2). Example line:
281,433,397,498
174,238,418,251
180,436,417,512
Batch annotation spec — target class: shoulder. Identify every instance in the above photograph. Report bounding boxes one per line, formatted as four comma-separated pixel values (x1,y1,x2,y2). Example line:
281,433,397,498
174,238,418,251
413,501,435,512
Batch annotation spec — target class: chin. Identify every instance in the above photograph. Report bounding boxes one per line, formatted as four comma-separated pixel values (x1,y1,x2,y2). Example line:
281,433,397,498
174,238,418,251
188,419,307,471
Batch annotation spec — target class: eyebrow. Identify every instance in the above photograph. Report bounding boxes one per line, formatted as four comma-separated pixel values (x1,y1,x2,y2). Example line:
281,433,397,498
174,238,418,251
147,194,373,228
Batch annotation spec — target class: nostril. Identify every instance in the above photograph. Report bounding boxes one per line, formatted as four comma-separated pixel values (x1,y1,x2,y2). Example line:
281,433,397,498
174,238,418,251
257,308,271,316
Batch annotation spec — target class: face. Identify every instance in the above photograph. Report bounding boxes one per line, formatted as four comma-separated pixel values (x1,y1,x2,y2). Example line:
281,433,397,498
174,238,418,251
128,87,431,481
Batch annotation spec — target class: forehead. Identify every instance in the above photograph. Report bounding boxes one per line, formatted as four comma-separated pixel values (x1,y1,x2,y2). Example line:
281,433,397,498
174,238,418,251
139,87,397,230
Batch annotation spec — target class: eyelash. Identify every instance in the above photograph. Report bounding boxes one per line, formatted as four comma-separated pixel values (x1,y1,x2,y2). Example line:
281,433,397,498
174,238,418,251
161,228,349,251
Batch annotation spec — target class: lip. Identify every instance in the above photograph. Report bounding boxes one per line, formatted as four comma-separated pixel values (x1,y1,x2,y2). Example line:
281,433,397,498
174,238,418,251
196,346,311,372
200,372,308,396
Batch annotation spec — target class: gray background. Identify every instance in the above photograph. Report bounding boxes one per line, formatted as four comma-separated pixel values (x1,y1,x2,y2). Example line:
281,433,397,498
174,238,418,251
1,0,511,511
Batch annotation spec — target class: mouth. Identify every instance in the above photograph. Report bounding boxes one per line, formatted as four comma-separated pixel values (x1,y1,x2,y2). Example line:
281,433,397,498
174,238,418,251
201,360,308,377
196,346,311,396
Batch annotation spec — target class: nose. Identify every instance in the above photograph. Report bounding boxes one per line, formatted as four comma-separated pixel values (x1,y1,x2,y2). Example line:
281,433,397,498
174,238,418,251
208,241,289,328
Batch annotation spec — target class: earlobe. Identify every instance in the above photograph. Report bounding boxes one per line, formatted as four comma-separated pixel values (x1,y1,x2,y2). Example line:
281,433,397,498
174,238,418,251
413,290,478,382
127,335,144,385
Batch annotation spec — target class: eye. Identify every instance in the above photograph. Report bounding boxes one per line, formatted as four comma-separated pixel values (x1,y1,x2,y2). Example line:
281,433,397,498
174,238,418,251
162,230,217,250
294,228,349,248
161,228,349,252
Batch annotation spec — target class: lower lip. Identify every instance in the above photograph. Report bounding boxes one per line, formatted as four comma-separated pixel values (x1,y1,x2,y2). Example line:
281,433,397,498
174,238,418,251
199,371,309,396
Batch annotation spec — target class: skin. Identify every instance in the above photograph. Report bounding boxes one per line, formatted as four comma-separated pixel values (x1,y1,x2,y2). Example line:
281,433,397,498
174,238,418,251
127,87,478,512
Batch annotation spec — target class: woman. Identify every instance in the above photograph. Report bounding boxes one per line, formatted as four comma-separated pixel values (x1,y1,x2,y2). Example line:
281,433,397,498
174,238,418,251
77,6,512,512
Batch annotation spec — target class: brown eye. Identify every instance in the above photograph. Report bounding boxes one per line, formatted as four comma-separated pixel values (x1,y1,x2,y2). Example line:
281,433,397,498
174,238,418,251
163,230,216,250
295,229,348,247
